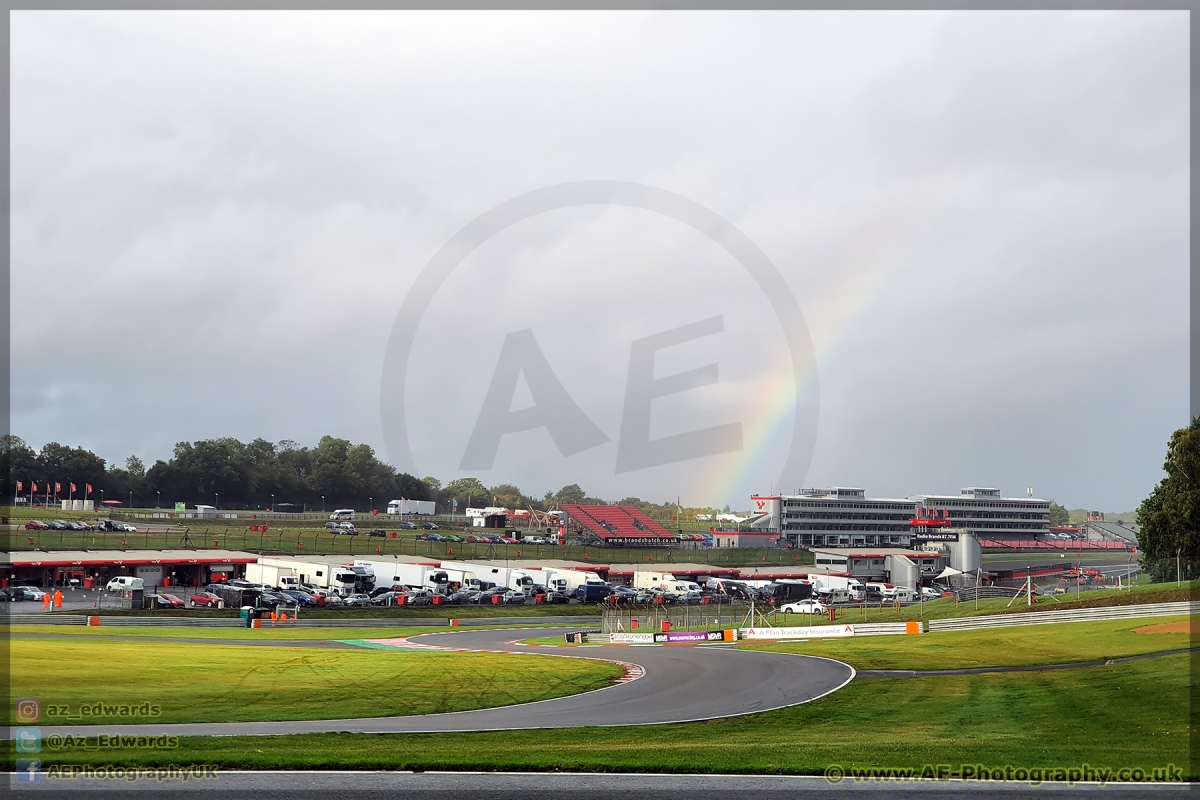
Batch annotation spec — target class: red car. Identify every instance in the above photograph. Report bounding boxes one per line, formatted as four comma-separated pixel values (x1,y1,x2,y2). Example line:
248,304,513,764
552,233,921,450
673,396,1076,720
500,536,520,544
24,520,48,530
188,592,222,608
155,593,185,609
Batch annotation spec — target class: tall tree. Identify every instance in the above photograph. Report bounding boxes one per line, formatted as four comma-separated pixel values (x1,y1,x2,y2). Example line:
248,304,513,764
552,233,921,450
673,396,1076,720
1137,418,1200,582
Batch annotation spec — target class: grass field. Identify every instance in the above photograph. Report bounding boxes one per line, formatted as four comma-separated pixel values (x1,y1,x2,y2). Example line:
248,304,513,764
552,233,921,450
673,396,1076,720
15,654,1190,778
7,637,622,725
747,615,1195,670
6,624,460,640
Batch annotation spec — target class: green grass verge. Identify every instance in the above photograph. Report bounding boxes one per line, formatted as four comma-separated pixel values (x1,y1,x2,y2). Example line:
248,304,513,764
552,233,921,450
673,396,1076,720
12,655,1190,778
7,637,622,725
5,624,457,640
747,615,1194,670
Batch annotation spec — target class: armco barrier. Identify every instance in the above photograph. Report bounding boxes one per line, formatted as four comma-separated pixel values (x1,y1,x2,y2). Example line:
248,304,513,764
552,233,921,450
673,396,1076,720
3,614,602,628
928,601,1198,632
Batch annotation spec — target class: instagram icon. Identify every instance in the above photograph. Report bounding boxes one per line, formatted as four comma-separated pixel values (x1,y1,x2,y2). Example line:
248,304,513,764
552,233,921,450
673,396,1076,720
15,698,41,724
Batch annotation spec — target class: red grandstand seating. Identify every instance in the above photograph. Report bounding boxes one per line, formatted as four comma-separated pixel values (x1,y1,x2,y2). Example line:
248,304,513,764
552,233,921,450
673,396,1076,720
560,504,676,542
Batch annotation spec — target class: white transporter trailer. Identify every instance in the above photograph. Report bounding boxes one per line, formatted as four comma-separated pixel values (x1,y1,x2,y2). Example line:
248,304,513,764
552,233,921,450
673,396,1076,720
442,561,535,593
353,559,448,592
251,557,358,596
533,567,605,595
632,571,701,594
387,499,436,516
811,574,866,600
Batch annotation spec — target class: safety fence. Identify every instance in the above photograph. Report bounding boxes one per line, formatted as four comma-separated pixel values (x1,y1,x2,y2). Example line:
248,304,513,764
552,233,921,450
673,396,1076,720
927,601,1198,632
738,621,919,639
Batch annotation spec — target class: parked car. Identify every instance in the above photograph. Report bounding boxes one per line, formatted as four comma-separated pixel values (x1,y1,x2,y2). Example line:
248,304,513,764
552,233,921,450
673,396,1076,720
343,593,372,607
258,591,293,608
781,600,827,615
24,520,48,530
151,593,185,609
502,590,527,605
324,521,340,529
499,536,520,544
48,520,71,530
466,535,484,543
368,529,388,537
8,586,47,601
282,590,319,607
400,521,418,531
421,522,439,530
189,591,222,608
114,523,137,532
447,589,479,605
444,534,462,542
371,591,407,606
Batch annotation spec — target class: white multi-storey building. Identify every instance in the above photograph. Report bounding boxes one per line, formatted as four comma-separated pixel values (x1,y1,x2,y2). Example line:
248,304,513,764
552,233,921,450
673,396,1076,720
760,486,1051,548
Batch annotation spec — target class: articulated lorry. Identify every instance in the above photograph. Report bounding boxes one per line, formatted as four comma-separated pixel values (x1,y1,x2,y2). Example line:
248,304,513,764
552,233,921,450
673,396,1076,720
811,574,865,601
248,559,359,596
353,560,449,592
440,561,535,594
632,571,702,599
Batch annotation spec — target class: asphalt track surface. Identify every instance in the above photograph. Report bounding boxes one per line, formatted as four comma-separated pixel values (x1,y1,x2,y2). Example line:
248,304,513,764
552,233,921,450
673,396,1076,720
19,627,856,738
5,771,1193,799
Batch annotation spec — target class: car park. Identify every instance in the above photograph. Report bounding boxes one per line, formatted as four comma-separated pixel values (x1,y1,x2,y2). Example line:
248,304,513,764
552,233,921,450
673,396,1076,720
324,521,340,529
189,591,222,608
24,520,48,530
444,534,462,542
48,520,71,530
115,522,137,532
447,589,480,605
8,586,47,601
502,589,526,605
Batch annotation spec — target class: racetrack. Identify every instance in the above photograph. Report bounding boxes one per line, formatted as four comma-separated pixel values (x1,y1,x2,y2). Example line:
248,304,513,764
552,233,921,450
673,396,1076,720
17,627,854,738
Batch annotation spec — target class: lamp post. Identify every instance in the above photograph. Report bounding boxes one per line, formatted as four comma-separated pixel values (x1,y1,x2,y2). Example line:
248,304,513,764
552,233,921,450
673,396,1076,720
321,496,325,512
215,492,219,510
156,491,160,509
271,494,275,513
369,496,373,514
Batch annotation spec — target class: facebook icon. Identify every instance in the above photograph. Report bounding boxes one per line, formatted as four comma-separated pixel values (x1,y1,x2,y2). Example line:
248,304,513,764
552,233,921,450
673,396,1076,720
15,759,42,783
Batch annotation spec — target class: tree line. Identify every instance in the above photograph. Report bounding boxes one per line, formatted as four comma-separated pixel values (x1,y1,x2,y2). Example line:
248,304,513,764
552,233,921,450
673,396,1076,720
1137,418,1200,582
0,435,690,517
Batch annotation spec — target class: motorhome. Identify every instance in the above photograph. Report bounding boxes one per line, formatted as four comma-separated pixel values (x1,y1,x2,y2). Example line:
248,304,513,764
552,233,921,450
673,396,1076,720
329,509,356,521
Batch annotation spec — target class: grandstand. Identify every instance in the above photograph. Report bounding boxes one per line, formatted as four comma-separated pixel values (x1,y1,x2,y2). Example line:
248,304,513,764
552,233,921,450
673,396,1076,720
560,504,678,547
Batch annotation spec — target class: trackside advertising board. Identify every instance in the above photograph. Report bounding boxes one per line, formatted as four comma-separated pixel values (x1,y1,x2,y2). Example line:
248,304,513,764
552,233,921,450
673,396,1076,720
653,631,726,643
740,625,856,639
609,632,655,643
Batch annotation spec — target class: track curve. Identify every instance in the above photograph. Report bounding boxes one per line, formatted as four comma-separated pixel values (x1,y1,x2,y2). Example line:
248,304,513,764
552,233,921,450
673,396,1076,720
18,627,854,738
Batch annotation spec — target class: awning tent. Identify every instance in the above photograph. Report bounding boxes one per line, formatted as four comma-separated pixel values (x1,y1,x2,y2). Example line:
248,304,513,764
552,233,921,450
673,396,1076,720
936,566,963,580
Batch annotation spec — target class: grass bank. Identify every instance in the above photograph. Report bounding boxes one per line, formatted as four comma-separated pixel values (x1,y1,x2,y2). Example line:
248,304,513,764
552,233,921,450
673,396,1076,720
747,615,1195,670
14,655,1190,778
7,637,621,725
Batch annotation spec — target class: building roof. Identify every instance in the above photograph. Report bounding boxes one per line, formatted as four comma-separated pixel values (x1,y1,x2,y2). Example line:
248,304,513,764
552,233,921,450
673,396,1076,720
606,562,739,577
512,559,612,572
4,549,259,568
811,547,943,558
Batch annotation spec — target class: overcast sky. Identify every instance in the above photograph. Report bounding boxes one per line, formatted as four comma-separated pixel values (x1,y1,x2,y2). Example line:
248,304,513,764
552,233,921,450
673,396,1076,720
11,10,1188,510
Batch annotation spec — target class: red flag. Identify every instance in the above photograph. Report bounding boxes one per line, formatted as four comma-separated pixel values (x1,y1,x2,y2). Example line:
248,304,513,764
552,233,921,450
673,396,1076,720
31,483,37,493
55,482,61,493
71,483,76,493
87,484,92,493
16,481,22,492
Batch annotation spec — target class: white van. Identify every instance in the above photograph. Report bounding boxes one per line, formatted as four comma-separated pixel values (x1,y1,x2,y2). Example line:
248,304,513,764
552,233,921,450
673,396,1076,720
329,509,356,521
893,588,917,602
105,576,145,593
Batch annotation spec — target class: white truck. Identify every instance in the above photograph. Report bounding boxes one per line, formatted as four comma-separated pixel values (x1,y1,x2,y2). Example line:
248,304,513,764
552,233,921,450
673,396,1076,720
812,574,865,601
631,572,702,602
441,561,536,594
251,559,359,596
387,499,436,515
353,559,449,592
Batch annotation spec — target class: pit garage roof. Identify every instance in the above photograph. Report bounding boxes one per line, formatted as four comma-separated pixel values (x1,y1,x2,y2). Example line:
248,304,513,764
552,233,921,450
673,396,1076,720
3,549,259,568
513,559,613,572
732,566,853,579
812,547,942,559
606,562,739,578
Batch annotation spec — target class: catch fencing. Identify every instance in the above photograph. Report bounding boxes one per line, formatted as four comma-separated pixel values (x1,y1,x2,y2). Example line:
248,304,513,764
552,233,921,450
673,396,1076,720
927,601,1198,632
